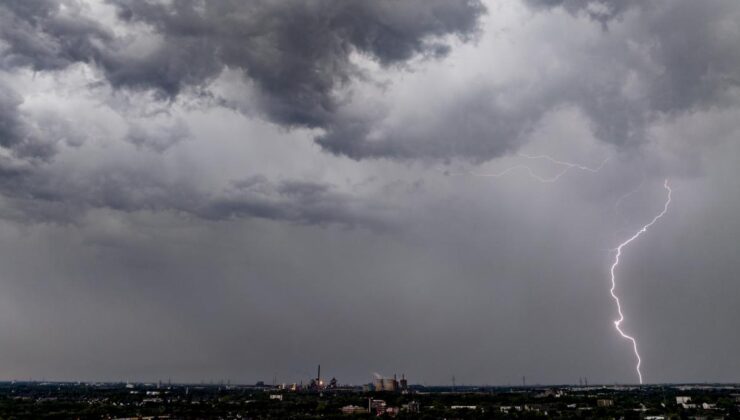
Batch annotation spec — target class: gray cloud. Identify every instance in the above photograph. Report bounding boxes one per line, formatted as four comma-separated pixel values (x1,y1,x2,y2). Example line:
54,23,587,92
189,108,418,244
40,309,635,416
0,161,389,230
1,0,485,127
0,81,24,149
0,0,112,71
640,1,740,113
316,84,547,161
0,0,488,172
522,0,642,23
1,0,737,221
126,119,190,152
526,0,740,115
3,0,738,164
324,0,740,161
107,0,484,113
198,177,391,229
0,80,63,161
0,0,484,225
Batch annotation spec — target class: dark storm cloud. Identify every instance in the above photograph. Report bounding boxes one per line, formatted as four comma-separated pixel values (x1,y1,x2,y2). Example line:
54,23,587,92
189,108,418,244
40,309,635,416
0,164,387,230
3,0,739,163
198,177,390,229
0,0,479,229
316,84,547,161
317,65,650,160
0,0,100,161
334,0,740,160
640,1,740,113
522,0,641,23
2,0,475,225
0,0,737,218
525,0,740,115
0,81,24,149
377,0,740,160
0,0,111,71
0,80,60,161
0,98,382,228
0,0,487,208
126,119,189,152
107,0,485,128
1,0,485,124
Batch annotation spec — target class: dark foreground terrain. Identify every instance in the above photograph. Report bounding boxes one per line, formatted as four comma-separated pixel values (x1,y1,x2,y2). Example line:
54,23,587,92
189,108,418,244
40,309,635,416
0,381,738,419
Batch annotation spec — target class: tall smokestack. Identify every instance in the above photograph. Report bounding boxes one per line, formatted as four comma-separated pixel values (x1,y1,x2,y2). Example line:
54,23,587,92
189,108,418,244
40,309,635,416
317,364,321,384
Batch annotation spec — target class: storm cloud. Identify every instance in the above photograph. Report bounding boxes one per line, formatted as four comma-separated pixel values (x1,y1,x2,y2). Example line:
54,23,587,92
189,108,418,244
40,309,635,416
0,0,485,153
0,0,484,221
322,0,740,160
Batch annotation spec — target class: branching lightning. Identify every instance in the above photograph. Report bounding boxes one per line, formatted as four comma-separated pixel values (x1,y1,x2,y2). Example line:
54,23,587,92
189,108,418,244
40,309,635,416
472,153,609,182
614,177,646,228
517,153,610,173
609,179,672,385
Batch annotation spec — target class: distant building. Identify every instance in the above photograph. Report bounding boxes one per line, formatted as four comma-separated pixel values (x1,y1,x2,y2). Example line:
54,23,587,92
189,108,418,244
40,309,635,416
308,365,322,391
676,396,696,409
369,399,387,415
536,388,563,398
525,404,545,412
384,406,400,416
373,374,399,392
500,405,523,413
597,399,614,407
341,405,368,414
269,394,283,401
402,401,420,413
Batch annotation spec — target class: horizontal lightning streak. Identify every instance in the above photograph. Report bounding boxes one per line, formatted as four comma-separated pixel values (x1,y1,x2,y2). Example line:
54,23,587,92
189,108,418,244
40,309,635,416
609,179,672,385
614,177,646,228
517,153,610,172
472,154,609,182
473,164,569,183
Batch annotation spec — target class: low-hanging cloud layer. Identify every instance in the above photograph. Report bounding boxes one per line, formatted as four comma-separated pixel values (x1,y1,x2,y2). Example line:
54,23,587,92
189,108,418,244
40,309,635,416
0,0,739,385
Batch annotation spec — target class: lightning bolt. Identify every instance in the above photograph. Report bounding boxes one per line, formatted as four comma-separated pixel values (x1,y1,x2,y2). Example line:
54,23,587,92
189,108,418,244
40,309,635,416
444,153,673,385
472,153,609,182
614,177,646,228
609,179,672,384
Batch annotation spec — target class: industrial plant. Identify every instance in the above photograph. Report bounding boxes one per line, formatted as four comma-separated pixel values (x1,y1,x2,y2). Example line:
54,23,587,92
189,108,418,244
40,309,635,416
372,373,409,392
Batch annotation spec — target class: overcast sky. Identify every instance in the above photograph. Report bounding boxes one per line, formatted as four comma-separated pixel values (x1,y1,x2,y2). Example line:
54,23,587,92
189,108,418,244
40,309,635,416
0,0,739,386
